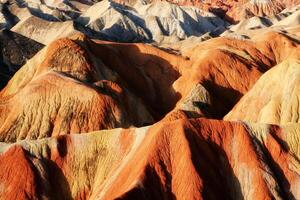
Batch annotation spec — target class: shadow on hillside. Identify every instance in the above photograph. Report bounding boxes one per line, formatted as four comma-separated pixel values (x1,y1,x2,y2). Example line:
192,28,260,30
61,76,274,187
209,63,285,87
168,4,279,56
0,29,44,89
186,122,244,200
86,40,182,120
45,136,73,200
254,126,296,200
202,80,243,119
23,136,72,199
116,165,176,199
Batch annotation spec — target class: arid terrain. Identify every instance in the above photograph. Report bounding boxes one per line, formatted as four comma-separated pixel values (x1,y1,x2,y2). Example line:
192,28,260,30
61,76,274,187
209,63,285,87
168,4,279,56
0,0,300,199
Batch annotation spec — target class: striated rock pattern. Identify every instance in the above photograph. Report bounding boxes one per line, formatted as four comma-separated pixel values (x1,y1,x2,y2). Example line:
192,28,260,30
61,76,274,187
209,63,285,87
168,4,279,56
0,35,154,142
227,0,286,22
1,0,299,44
76,0,228,43
139,0,300,23
0,0,230,44
0,1,300,199
225,58,300,125
11,15,80,45
174,31,299,118
0,118,300,199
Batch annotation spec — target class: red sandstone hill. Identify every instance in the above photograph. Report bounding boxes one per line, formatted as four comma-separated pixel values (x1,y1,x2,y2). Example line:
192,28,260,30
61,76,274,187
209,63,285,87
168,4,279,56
0,36,154,142
0,118,299,199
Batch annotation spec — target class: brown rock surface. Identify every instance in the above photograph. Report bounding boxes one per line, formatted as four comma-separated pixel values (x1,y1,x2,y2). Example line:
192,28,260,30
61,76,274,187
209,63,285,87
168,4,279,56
227,0,285,22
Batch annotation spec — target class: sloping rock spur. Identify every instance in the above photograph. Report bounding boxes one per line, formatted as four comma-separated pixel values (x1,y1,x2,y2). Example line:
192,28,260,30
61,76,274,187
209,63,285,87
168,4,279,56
0,35,154,142
225,58,300,125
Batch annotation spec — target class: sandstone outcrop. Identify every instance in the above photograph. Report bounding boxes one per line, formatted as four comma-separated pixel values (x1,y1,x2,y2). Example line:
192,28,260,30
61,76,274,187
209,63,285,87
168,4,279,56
76,0,228,43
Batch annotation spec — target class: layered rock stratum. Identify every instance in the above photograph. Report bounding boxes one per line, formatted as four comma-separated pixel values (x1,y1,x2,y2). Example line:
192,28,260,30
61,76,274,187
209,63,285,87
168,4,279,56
1,118,300,199
0,0,300,199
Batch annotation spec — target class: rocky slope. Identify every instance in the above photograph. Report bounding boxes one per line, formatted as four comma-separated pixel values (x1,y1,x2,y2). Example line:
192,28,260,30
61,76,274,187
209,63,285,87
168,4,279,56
0,1,300,200
142,0,300,23
76,0,227,43
0,0,229,44
0,35,154,142
225,58,300,125
1,118,300,199
226,0,285,22
0,30,298,142
1,0,299,44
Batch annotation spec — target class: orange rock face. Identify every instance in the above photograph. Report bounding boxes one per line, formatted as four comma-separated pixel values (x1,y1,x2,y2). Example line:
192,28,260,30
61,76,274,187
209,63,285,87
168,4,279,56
0,118,299,199
224,33,300,125
174,31,299,118
0,35,154,142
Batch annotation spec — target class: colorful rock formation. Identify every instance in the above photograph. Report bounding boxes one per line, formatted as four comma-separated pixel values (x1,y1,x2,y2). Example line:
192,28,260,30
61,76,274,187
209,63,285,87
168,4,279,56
0,0,300,199
0,118,300,199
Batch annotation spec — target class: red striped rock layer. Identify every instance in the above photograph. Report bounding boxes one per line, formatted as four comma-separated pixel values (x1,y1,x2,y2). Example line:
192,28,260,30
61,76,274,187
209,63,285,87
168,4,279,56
0,118,299,199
